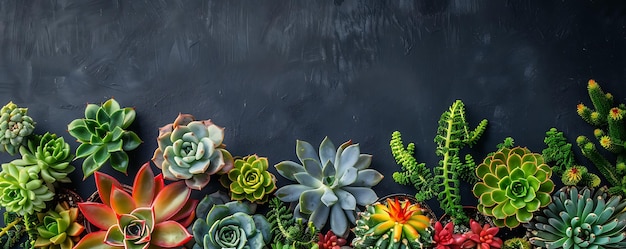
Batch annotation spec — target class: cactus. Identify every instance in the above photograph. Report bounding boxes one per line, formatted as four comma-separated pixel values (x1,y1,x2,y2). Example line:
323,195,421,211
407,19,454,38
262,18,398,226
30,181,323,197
543,127,600,188
0,102,36,155
576,79,626,194
391,100,488,224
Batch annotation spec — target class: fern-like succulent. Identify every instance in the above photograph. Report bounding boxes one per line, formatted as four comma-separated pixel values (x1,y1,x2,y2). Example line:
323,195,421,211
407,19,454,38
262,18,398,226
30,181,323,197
67,98,142,178
391,100,488,224
266,197,317,249
543,127,600,188
0,211,27,249
0,102,36,155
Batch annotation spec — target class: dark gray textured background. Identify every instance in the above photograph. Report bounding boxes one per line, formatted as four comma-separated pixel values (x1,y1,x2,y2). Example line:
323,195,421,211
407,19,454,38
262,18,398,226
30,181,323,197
1,0,626,240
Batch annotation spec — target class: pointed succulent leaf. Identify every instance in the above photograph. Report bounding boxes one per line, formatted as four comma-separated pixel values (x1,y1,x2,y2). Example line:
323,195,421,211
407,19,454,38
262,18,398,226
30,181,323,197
153,181,191,222
151,221,193,247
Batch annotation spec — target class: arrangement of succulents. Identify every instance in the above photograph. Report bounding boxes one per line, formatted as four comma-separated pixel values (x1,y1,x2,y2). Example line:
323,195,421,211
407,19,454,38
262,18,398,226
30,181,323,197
1,79,626,249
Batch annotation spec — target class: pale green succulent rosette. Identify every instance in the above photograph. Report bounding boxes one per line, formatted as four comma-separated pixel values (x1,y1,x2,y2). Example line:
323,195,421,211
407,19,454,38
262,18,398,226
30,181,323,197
153,113,234,190
274,137,384,238
0,163,54,215
0,101,36,155
473,146,555,228
220,155,277,204
34,201,85,249
11,132,75,184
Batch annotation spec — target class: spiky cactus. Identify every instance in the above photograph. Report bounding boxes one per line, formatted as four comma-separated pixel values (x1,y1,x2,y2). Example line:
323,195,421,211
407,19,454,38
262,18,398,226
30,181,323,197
526,186,626,248
391,100,488,224
0,102,35,155
543,127,600,188
576,79,626,194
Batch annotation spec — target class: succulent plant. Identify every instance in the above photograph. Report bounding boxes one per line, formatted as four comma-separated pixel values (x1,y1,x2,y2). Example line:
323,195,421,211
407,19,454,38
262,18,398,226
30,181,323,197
275,137,384,237
220,154,277,204
473,146,555,228
0,101,36,155
391,100,488,224
267,197,317,249
543,127,600,188
34,201,84,249
352,196,433,249
501,238,531,249
458,219,502,249
9,132,75,184
433,221,465,249
152,113,234,190
526,186,626,249
192,191,271,249
73,162,194,249
0,163,54,216
318,230,347,249
67,98,142,178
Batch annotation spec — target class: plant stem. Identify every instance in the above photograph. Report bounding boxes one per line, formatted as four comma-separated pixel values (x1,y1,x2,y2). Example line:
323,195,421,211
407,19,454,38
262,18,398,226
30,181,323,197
0,216,22,237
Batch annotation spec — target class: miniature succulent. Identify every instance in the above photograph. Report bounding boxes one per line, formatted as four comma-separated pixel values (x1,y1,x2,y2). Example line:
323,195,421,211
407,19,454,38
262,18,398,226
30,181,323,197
543,127,600,188
0,163,54,216
275,137,384,237
561,165,600,187
391,100,488,224
220,154,277,204
458,219,502,249
526,186,626,249
575,79,626,194
473,146,555,228
9,132,74,184
318,231,347,249
501,238,531,249
152,113,234,190
192,191,271,249
0,101,36,155
352,196,433,249
267,197,317,249
34,201,84,249
74,162,194,249
67,98,142,178
433,221,464,249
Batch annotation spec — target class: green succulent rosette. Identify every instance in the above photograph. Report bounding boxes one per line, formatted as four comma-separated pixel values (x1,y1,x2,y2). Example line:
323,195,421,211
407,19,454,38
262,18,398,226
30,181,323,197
11,132,75,184
192,191,271,249
0,163,54,215
0,101,36,155
220,155,277,204
153,113,234,190
34,201,85,249
473,146,555,228
67,98,142,178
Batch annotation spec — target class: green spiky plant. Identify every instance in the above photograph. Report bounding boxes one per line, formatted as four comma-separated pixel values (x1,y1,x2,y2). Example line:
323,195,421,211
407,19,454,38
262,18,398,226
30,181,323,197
67,98,142,178
390,100,488,224
526,186,626,248
266,197,317,249
543,127,599,188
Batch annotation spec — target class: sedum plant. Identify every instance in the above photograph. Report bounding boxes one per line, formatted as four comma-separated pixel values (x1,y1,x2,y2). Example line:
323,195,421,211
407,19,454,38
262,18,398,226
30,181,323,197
266,197,317,249
220,154,277,204
317,231,347,249
74,162,194,249
152,113,234,190
10,132,75,184
192,191,271,249
473,146,555,228
274,137,384,238
0,101,36,155
67,98,142,178
0,163,54,216
458,219,502,249
391,100,488,224
527,186,626,249
432,221,464,249
575,79,626,195
34,201,84,249
352,196,433,249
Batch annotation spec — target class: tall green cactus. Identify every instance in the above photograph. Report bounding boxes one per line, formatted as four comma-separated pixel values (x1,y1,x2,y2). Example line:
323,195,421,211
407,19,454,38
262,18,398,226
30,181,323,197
390,100,488,224
576,79,626,195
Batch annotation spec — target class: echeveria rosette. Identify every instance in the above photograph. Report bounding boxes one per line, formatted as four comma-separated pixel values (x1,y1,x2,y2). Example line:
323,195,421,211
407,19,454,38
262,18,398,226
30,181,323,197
473,146,555,228
274,137,384,238
352,197,433,249
73,162,195,249
67,98,142,178
0,101,36,155
34,201,85,249
152,113,234,190
0,163,54,215
192,191,271,249
11,132,75,184
219,154,277,204
526,186,626,249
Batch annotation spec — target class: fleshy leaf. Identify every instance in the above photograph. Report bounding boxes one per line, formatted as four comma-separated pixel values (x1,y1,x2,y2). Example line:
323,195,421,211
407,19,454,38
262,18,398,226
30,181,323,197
133,162,156,207
153,181,191,222
151,221,193,247
78,203,117,230
73,231,119,249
